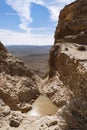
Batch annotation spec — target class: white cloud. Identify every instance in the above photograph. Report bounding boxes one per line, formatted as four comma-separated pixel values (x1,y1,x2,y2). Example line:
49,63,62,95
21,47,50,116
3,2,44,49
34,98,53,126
6,0,32,32
4,0,75,45
6,0,44,32
41,0,75,21
6,0,75,31
0,29,53,45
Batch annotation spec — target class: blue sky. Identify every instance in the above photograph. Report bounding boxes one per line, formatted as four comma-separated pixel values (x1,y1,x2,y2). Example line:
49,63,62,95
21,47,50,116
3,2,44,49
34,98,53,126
0,0,74,45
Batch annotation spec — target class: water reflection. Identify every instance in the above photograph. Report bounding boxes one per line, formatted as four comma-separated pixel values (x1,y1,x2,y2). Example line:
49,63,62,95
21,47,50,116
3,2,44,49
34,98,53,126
28,95,58,116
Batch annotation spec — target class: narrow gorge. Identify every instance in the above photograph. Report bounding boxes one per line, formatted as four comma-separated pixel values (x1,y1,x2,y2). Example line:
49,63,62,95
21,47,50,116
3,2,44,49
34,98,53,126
0,0,87,130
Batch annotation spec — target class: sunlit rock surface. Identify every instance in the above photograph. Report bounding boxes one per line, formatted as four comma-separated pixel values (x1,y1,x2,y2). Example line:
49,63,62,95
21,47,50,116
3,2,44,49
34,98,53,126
0,0,87,129
55,0,87,45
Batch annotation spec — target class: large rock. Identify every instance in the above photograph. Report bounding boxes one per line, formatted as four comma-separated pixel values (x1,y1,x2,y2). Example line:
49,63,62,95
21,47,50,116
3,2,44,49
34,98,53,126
41,75,69,107
56,46,87,129
48,39,87,129
54,0,87,45
0,73,40,111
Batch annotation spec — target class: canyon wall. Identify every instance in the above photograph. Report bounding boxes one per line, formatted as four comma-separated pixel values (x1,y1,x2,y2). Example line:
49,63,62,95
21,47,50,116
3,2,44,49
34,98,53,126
48,0,87,129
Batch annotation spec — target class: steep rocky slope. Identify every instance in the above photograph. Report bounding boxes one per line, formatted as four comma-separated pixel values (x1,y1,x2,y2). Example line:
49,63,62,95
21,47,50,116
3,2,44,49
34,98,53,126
0,0,87,129
0,41,41,112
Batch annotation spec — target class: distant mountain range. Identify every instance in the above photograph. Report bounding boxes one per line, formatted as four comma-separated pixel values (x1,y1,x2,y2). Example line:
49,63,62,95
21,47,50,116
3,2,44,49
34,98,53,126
6,45,51,78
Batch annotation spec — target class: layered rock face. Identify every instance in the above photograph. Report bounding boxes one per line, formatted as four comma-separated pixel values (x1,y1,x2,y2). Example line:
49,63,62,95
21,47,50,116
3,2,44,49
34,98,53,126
54,0,87,45
48,0,87,129
51,44,87,129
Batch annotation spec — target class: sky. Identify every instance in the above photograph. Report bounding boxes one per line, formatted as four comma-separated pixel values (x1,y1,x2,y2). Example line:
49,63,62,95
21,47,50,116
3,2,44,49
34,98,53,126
0,0,74,46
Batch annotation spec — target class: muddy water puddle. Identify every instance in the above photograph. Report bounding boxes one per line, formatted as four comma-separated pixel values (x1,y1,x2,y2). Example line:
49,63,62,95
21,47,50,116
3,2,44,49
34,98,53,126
28,95,58,116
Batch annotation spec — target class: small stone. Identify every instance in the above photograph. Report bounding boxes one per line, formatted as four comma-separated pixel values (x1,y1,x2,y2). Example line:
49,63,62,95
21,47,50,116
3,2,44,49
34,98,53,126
47,121,57,127
17,103,32,113
9,119,20,127
2,106,11,116
41,124,44,127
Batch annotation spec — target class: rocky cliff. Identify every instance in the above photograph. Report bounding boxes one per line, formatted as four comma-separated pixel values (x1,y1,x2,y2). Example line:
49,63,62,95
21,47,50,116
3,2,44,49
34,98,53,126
48,43,87,129
48,0,87,129
0,0,87,130
54,0,87,45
